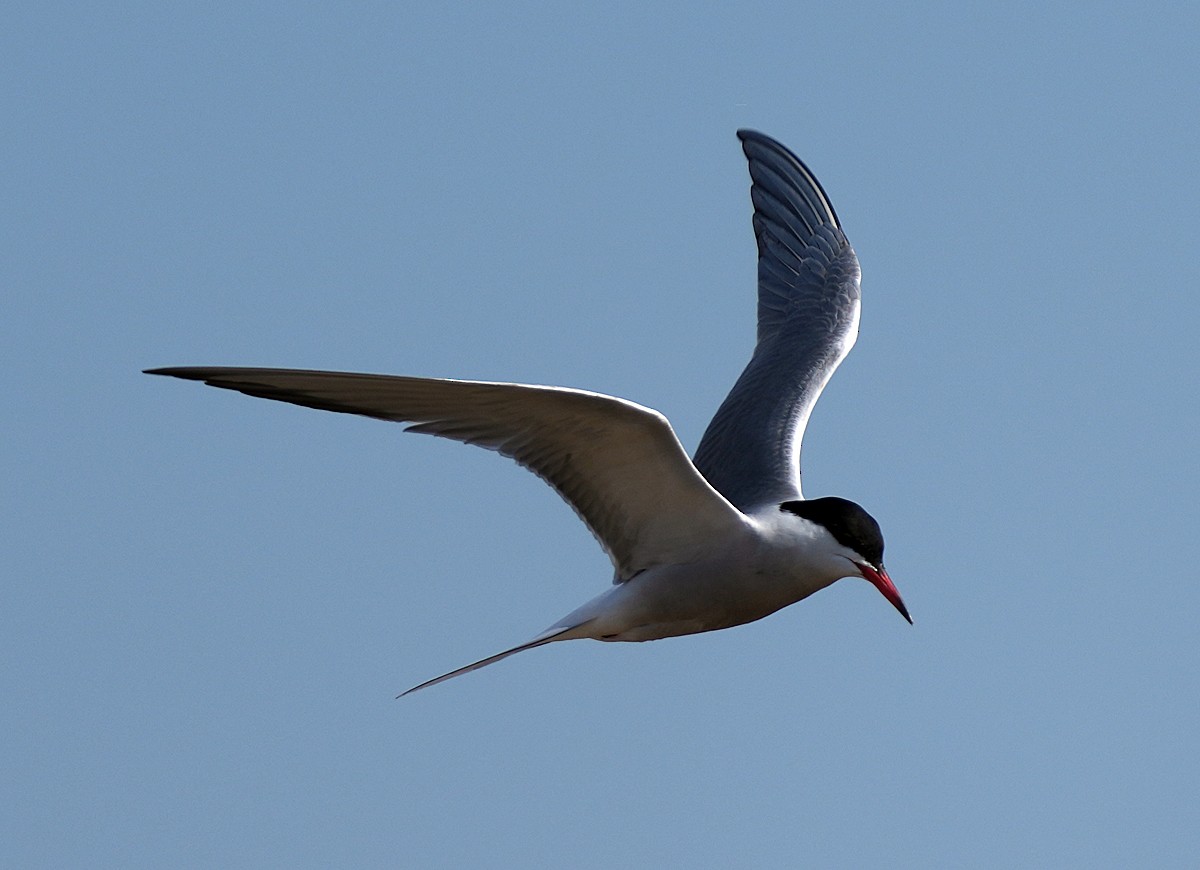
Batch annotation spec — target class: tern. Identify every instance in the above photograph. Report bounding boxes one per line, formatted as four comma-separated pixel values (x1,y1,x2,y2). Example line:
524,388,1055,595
146,130,911,695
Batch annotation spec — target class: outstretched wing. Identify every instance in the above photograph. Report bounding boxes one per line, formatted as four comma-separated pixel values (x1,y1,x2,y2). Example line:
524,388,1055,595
692,129,862,509
146,367,749,580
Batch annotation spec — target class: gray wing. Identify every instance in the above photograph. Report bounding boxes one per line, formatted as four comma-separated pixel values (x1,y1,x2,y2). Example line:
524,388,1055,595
692,130,862,509
145,367,749,581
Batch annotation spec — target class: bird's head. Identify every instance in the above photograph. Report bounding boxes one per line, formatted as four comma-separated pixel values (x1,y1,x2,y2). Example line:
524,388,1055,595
780,496,912,624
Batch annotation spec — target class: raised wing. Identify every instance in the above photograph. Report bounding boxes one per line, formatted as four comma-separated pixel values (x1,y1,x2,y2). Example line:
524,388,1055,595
145,367,750,581
692,130,862,509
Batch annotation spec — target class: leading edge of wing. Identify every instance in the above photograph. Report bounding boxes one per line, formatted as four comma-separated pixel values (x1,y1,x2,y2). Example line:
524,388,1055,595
145,366,751,579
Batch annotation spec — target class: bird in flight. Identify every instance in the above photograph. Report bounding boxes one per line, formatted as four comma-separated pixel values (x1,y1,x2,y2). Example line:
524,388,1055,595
147,130,910,695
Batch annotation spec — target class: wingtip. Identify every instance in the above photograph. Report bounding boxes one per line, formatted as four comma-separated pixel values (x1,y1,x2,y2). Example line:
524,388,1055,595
142,367,210,381
734,128,842,231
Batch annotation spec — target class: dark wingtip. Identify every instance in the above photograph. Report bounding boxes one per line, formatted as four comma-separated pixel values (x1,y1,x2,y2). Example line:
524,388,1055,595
733,128,842,229
143,367,208,381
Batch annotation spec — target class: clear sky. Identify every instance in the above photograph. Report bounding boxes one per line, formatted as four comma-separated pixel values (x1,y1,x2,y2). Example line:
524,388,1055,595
5,2,1199,867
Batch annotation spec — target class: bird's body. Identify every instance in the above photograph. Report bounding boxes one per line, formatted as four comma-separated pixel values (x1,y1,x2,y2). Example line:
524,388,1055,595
147,130,911,694
557,508,844,641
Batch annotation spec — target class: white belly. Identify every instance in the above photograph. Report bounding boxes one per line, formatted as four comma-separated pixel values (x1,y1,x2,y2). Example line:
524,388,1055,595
550,533,845,643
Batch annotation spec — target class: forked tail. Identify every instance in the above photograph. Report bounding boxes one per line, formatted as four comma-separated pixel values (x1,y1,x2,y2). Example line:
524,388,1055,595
397,623,583,697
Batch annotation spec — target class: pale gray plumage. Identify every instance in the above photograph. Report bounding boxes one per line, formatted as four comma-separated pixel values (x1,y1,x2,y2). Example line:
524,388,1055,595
145,130,910,695
693,130,861,509
145,369,747,582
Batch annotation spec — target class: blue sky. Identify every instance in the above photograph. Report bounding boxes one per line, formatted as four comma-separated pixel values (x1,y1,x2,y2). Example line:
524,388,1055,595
5,2,1199,867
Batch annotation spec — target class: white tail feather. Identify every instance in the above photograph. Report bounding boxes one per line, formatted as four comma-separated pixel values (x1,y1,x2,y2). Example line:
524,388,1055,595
397,624,582,697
